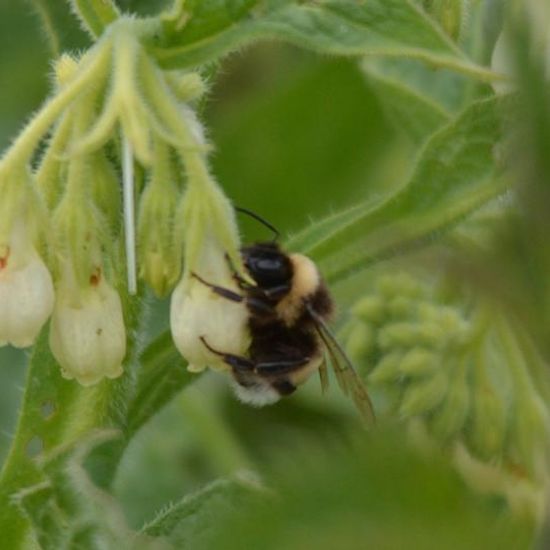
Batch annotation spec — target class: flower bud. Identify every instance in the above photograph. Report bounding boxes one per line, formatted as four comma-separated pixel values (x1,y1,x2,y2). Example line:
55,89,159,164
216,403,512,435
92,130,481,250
49,263,126,386
368,351,403,384
345,322,375,366
429,359,470,440
468,379,508,460
378,322,420,349
0,220,54,347
510,393,550,479
166,71,207,103
387,295,414,318
398,348,438,377
399,371,448,417
351,295,386,325
54,53,79,87
137,142,182,296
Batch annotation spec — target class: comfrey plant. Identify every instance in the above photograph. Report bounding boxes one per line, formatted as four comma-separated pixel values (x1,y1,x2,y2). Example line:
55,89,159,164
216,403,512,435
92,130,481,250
345,270,550,523
0,15,243,384
0,0,548,548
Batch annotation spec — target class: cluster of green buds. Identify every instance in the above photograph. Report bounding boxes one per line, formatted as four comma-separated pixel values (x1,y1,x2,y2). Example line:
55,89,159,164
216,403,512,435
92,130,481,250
344,272,550,523
0,18,244,385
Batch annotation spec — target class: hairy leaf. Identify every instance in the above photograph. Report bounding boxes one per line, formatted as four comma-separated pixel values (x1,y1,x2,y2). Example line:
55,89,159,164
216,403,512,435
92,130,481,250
286,96,509,283
142,475,263,545
17,432,165,549
152,0,500,83
361,57,461,142
196,435,532,550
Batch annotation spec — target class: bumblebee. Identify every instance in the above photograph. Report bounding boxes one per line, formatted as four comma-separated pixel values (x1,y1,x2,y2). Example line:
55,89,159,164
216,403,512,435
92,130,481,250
193,209,375,424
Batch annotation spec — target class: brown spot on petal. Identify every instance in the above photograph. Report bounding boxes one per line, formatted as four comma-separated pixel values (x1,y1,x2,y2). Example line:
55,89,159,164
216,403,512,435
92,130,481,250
89,266,102,287
96,328,103,336
0,246,11,270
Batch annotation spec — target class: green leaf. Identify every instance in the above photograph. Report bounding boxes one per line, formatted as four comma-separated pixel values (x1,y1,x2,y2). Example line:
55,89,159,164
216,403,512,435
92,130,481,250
119,0,172,17
197,434,532,550
15,482,65,550
17,431,162,549
361,58,460,142
0,292,145,546
126,331,193,438
152,0,502,83
286,95,509,284
68,0,119,38
142,475,263,545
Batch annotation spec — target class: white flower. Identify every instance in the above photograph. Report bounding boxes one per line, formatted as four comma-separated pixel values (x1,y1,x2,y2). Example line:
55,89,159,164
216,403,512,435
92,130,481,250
49,264,126,386
0,220,54,348
170,232,250,373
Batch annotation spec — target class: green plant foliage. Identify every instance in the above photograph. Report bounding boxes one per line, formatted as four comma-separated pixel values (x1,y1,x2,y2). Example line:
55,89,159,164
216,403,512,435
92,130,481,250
142,475,262,544
153,0,501,83
287,95,508,283
0,1,548,548
192,435,532,550
127,331,192,438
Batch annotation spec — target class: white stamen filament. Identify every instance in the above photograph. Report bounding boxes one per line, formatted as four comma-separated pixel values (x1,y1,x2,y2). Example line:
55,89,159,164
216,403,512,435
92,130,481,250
122,136,137,295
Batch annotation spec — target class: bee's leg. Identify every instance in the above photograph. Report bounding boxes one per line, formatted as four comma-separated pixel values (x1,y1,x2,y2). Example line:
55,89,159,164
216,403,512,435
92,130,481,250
200,336,308,375
199,336,255,372
224,253,254,289
191,272,243,303
191,272,275,317
263,284,291,300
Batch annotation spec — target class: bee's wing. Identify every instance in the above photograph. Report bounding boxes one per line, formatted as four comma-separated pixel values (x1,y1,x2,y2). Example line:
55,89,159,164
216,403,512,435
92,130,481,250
318,354,329,394
307,305,375,426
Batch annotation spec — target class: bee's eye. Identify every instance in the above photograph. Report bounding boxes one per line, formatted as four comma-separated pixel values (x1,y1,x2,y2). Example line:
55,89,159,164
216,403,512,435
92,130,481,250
244,250,292,285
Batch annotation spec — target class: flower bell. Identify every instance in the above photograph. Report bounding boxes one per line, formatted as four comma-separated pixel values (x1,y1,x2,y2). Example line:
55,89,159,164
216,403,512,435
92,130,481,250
170,181,250,373
49,262,126,386
48,154,127,386
0,220,54,348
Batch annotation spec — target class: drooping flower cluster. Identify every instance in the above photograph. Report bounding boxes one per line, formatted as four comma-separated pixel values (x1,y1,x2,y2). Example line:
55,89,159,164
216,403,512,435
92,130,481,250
344,272,550,523
0,17,242,385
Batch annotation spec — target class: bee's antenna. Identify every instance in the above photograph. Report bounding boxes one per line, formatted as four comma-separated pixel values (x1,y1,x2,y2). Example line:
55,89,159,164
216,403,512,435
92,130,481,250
235,206,280,242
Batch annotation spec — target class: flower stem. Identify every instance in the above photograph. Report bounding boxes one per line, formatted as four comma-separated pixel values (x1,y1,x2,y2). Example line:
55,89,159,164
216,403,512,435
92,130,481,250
0,43,111,169
122,137,137,295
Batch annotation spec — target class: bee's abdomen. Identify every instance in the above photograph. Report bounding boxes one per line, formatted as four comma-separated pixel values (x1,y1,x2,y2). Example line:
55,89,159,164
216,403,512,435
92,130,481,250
248,320,318,363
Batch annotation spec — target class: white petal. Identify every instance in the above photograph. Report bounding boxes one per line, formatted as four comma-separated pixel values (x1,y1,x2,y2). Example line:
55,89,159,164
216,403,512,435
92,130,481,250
170,278,249,371
50,280,126,385
0,250,54,348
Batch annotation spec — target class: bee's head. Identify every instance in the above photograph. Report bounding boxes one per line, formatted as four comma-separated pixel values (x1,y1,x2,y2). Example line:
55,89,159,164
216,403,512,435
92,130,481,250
241,242,293,288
